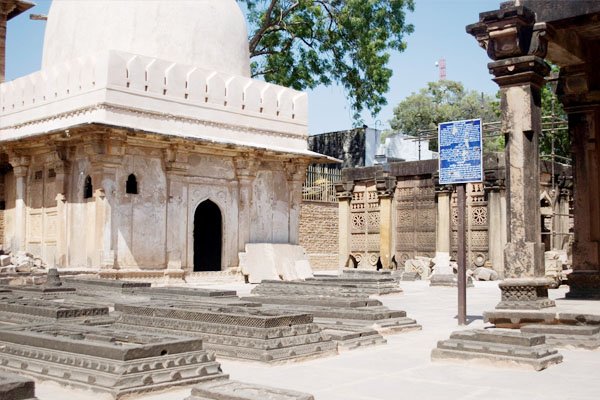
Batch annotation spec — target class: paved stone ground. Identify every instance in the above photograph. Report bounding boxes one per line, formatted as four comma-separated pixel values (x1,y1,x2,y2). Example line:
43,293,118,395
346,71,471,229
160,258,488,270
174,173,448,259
34,280,600,400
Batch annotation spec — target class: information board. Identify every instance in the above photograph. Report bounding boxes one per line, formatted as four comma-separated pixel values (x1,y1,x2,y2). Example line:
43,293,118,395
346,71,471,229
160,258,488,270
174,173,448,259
438,118,483,185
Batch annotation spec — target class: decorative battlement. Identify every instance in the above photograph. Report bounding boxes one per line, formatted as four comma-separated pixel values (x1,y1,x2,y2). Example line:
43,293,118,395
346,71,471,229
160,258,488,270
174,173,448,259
0,51,310,153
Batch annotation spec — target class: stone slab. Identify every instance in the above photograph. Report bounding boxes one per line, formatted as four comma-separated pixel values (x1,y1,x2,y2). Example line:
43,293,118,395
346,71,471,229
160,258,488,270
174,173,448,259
64,278,152,292
239,244,313,283
0,297,109,320
0,324,226,398
521,324,600,349
187,380,314,400
483,310,558,328
496,278,556,310
0,372,37,400
139,287,238,298
431,329,563,371
114,302,337,363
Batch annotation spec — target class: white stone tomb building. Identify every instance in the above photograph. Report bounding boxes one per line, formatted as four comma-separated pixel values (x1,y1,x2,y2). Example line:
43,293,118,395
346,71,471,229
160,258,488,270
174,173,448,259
0,0,330,279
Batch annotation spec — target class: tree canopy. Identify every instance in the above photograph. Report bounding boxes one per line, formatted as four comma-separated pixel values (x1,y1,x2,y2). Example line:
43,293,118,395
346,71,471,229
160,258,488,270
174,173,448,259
241,0,415,120
388,80,500,150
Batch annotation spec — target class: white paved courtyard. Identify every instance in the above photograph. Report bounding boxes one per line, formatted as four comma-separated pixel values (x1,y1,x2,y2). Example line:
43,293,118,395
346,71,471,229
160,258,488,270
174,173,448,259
35,280,600,400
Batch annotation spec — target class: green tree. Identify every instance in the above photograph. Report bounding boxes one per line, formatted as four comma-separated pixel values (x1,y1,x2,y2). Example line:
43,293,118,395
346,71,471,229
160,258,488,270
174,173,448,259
242,0,415,120
388,80,500,151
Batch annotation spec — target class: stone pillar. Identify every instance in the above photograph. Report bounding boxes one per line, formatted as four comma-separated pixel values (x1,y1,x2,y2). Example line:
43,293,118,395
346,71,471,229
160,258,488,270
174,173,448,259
487,188,508,277
10,156,29,252
436,190,452,254
468,4,554,309
336,181,354,269
164,146,189,278
235,156,257,253
286,161,308,246
53,161,69,268
0,5,7,83
91,164,117,269
377,175,396,269
561,102,600,298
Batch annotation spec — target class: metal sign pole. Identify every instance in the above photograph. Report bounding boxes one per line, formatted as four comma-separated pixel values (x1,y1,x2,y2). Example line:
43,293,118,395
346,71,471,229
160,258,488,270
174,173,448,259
456,183,467,325
438,118,482,327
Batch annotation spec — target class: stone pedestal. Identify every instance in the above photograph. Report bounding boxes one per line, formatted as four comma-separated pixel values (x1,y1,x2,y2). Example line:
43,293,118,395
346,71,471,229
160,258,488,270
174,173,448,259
496,278,556,309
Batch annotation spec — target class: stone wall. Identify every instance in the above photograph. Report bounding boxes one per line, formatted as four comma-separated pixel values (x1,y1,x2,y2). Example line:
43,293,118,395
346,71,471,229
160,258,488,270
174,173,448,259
299,201,338,270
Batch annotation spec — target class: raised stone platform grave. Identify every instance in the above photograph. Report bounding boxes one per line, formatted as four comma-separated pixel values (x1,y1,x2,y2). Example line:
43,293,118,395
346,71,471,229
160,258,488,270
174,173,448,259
0,324,226,398
113,302,337,363
187,380,314,400
0,296,109,325
0,372,37,400
63,277,151,293
432,329,563,371
251,278,401,297
241,295,421,333
2,285,76,297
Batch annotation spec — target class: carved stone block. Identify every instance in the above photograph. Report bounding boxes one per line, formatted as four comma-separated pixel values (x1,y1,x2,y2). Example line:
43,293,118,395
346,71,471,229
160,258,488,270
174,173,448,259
431,329,563,371
0,324,226,399
495,278,556,309
114,302,337,363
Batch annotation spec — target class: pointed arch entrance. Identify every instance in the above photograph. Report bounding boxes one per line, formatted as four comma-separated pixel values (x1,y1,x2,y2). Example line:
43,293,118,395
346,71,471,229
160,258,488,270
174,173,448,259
193,200,222,271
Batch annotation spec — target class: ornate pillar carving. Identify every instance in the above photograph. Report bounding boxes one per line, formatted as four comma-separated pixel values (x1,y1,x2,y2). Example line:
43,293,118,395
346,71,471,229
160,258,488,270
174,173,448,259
9,155,29,252
435,186,452,255
235,155,258,253
557,70,600,296
377,175,396,269
285,160,308,245
468,3,554,309
52,156,70,268
164,145,189,275
335,181,354,269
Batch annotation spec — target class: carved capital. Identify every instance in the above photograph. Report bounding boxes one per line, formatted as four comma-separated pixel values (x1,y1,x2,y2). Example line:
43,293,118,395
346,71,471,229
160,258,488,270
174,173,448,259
335,181,355,200
467,4,547,60
234,155,258,178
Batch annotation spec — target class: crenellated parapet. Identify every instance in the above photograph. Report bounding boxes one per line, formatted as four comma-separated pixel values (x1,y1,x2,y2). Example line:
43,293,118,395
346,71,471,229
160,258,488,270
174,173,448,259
0,50,309,154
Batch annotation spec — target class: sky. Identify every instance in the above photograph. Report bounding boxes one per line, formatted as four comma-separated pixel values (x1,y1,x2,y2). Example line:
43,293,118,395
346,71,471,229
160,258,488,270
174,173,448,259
5,0,503,135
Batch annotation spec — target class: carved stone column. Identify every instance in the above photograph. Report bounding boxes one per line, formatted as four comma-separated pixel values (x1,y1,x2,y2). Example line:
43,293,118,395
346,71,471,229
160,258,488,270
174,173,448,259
235,156,257,253
9,155,29,252
335,181,354,269
377,175,396,269
286,161,308,246
53,160,69,268
435,189,452,254
164,146,189,278
468,3,554,309
558,69,600,297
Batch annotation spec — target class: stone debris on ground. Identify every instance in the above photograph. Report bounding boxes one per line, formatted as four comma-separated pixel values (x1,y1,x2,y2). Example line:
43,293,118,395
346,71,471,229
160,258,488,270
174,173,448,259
0,251,47,275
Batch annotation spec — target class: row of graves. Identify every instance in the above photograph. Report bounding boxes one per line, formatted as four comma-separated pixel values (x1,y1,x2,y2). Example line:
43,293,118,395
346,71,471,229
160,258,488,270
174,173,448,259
0,268,420,399
1,266,600,399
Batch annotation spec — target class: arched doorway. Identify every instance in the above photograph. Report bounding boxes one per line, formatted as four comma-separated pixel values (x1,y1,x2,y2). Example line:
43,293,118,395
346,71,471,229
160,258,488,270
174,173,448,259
193,200,222,271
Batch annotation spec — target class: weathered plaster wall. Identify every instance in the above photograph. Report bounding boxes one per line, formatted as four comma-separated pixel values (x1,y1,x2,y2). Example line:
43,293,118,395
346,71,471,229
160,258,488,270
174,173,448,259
299,201,339,270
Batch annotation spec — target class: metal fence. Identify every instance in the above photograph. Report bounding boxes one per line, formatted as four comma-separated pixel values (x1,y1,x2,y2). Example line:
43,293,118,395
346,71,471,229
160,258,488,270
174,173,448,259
302,164,341,203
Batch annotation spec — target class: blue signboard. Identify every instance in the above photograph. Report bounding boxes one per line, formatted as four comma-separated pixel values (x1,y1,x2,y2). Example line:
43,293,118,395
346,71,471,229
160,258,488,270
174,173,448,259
438,118,483,185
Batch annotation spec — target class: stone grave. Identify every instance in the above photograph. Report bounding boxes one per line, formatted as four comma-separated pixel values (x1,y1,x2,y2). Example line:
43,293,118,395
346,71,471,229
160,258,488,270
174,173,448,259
0,324,226,398
0,296,110,325
431,329,563,371
113,301,338,363
0,372,37,400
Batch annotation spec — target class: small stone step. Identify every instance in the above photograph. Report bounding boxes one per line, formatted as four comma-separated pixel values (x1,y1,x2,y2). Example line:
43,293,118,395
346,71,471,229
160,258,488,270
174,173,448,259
431,329,563,371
